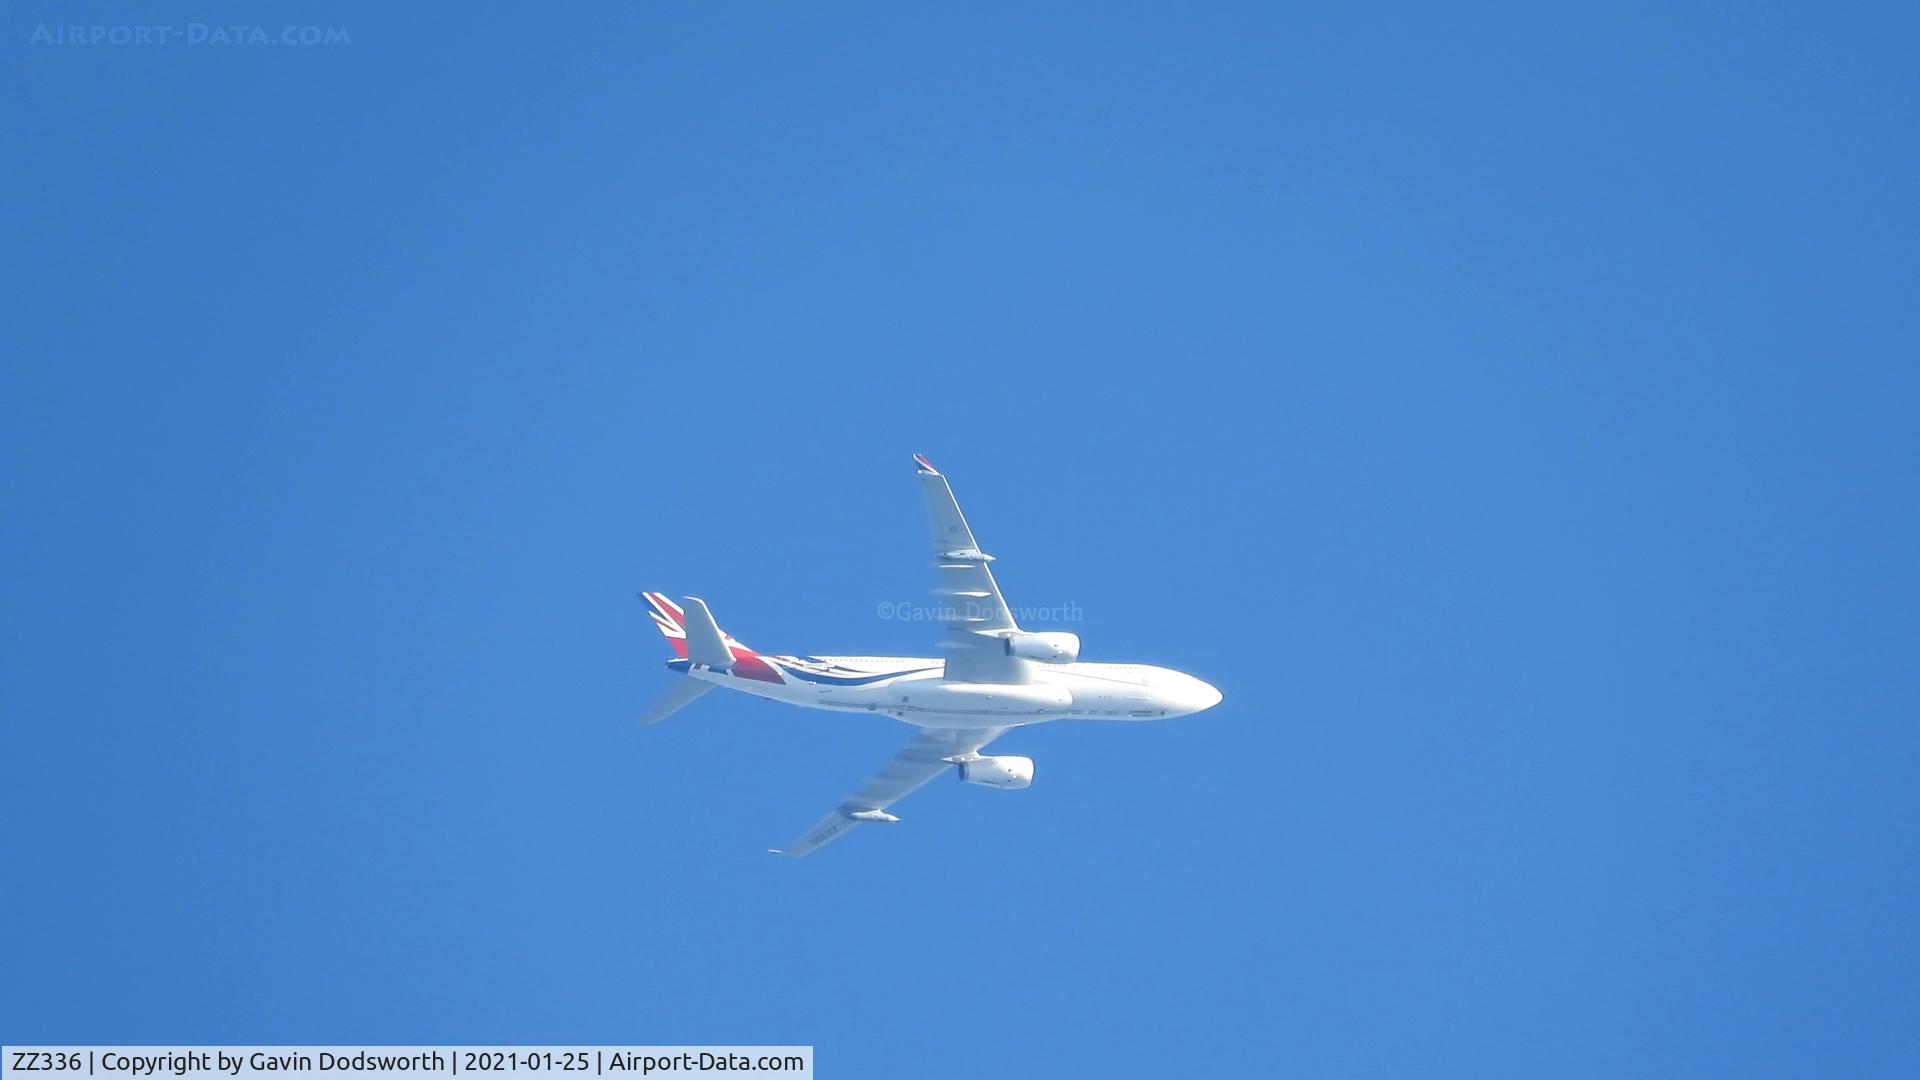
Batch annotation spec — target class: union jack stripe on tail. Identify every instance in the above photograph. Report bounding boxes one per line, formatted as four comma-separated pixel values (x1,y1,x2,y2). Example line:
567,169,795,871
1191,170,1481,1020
640,592,785,684
641,592,689,658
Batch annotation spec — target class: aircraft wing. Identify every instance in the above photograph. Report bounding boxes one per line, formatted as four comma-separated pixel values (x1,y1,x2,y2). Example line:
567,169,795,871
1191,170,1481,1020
913,454,1026,682
774,726,1004,857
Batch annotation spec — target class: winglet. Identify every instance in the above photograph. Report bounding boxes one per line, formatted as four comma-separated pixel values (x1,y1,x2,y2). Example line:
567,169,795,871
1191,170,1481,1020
912,453,940,475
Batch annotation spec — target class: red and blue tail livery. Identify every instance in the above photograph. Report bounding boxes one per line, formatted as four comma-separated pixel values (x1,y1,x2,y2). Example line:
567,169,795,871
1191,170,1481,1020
642,590,785,684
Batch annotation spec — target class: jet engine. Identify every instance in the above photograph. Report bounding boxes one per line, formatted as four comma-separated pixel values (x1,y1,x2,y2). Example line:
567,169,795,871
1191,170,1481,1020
1003,631,1080,664
958,755,1035,789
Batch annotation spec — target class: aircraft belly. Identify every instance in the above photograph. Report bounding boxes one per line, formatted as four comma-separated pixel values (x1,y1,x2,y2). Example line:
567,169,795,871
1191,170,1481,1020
892,710,1051,730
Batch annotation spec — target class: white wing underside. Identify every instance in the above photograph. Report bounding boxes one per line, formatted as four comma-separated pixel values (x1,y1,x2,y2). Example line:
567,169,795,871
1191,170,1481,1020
916,458,1029,683
775,726,1004,857
774,457,1026,857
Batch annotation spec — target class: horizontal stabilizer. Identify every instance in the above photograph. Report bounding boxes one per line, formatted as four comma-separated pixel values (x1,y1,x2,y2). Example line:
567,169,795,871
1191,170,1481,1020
680,596,735,669
640,677,717,724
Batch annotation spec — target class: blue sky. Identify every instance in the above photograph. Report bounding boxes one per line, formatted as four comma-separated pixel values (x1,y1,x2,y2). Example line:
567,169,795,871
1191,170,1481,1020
3,3,1916,1076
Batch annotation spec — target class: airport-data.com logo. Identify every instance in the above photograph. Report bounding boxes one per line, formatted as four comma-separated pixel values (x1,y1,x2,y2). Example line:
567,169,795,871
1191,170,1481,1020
30,23,352,47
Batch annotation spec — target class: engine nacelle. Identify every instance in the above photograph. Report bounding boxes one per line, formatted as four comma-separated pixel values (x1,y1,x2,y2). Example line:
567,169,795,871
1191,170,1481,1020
958,755,1034,789
1003,631,1080,664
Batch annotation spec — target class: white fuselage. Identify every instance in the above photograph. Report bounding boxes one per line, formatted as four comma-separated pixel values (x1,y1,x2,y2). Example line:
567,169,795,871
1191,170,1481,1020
672,653,1223,730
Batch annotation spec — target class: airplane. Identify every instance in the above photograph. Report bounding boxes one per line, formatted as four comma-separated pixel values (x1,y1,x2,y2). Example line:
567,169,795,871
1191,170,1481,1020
638,454,1223,857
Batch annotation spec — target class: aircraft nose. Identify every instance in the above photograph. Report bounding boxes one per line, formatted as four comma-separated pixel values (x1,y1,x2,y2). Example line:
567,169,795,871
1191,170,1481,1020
1174,677,1222,715
1194,679,1223,711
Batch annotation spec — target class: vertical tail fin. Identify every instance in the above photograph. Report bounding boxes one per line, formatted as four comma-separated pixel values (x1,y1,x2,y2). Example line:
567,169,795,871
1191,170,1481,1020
640,592,785,685
641,592,691,659
641,591,759,665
